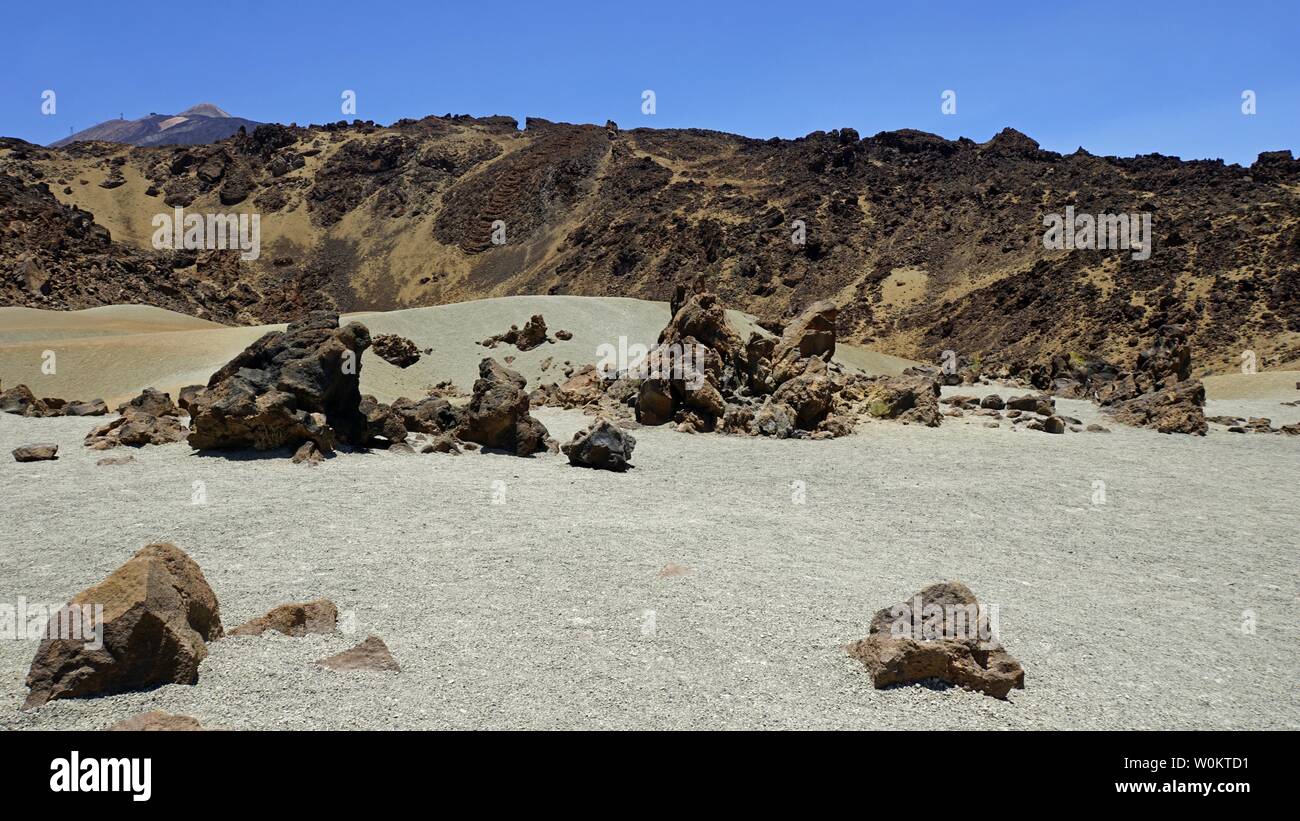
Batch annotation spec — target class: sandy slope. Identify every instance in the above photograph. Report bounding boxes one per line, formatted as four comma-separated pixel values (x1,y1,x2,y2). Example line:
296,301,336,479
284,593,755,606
0,296,917,406
0,396,1296,730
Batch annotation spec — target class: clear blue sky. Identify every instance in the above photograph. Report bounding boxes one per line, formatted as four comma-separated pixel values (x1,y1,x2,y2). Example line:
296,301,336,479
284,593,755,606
2,0,1295,166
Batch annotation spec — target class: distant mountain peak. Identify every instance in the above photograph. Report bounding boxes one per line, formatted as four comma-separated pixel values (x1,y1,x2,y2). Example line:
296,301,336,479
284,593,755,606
179,103,231,118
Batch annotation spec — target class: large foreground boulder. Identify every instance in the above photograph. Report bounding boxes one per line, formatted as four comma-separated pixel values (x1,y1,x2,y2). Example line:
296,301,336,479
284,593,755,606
562,418,636,471
457,358,551,455
846,581,1024,699
24,543,223,709
187,312,372,451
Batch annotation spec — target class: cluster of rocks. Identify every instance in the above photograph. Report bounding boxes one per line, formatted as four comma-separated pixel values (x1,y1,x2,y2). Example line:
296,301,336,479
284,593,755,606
531,289,944,439
973,325,1209,435
0,383,107,417
480,314,551,351
939,392,1106,433
847,581,1025,699
24,542,398,711
1206,414,1300,435
84,387,188,449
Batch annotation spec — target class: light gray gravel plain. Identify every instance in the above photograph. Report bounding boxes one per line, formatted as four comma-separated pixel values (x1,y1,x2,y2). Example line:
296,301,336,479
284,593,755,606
1,394,1297,730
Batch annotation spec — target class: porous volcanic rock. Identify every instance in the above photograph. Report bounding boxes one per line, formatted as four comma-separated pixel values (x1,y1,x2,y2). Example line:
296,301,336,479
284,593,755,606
846,581,1024,699
228,599,338,637
861,372,943,426
372,333,421,368
24,543,223,708
562,418,636,471
187,312,371,451
116,387,180,417
390,395,460,433
456,358,551,455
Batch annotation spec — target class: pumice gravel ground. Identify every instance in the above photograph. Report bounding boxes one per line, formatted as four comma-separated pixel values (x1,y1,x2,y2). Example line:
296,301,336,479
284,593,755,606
1,396,1297,730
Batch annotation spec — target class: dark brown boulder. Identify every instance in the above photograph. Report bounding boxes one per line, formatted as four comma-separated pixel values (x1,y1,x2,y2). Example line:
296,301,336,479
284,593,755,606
847,581,1024,699
770,367,833,429
562,418,636,471
1006,393,1055,415
187,312,371,451
358,395,408,447
177,385,205,414
24,543,223,709
391,395,460,433
456,358,550,455
635,378,675,425
228,599,338,637
371,333,421,368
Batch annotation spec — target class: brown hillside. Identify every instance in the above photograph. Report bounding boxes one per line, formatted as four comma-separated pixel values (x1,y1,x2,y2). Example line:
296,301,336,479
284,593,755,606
2,115,1297,374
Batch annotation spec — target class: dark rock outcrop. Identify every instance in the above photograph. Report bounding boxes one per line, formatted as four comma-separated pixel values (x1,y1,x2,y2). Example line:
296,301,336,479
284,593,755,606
187,312,372,451
456,358,551,455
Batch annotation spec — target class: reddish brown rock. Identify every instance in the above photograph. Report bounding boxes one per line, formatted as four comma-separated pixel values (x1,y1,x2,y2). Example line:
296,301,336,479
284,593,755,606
846,581,1024,699
84,407,187,450
116,387,180,417
316,635,400,672
24,543,223,709
228,599,338,637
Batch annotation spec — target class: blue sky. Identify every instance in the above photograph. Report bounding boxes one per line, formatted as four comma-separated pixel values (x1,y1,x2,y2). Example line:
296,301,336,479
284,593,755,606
2,0,1295,165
